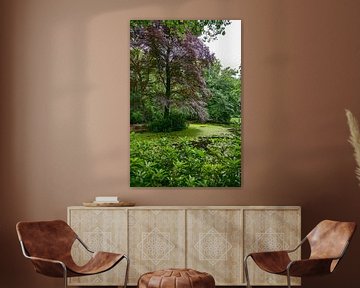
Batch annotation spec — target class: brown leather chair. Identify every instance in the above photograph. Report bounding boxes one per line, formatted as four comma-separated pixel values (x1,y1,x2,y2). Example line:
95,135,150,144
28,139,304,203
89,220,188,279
16,220,129,288
244,220,356,288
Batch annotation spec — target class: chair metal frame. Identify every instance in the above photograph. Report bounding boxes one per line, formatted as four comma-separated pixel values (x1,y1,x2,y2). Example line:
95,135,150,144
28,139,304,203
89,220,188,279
18,232,129,288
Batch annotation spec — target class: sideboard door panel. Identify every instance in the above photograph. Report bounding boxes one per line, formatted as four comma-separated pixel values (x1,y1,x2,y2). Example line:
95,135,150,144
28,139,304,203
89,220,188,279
187,209,243,285
243,209,301,286
128,209,186,284
68,208,127,286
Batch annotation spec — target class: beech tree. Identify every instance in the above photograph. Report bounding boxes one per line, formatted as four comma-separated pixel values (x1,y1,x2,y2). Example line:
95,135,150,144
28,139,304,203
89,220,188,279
130,20,230,121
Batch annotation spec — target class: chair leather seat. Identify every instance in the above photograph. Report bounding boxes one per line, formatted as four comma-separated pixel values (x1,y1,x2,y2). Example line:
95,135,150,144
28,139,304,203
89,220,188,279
66,251,124,276
250,251,291,274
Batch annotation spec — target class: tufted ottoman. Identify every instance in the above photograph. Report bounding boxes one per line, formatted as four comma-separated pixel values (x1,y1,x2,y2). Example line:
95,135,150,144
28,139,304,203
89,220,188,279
138,268,215,288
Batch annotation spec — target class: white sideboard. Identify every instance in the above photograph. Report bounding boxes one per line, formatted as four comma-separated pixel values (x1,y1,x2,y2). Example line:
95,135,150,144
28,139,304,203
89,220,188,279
67,206,301,286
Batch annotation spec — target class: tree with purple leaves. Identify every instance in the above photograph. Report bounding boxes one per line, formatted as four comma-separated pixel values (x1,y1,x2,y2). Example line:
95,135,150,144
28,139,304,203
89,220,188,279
130,20,230,130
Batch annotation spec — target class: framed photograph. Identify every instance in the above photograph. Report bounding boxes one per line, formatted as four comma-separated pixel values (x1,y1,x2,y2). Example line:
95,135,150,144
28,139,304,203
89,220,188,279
130,20,241,187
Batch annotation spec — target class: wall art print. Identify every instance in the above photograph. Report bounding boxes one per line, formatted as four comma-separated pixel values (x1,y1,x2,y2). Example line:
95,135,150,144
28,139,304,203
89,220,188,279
130,20,241,187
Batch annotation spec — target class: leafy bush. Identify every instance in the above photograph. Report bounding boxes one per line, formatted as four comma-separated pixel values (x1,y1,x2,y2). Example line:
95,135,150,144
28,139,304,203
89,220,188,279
130,111,144,124
148,111,188,132
130,134,241,187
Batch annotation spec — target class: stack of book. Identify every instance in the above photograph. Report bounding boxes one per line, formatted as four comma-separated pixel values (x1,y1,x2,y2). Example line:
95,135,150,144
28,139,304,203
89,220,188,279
93,196,119,204
83,196,135,207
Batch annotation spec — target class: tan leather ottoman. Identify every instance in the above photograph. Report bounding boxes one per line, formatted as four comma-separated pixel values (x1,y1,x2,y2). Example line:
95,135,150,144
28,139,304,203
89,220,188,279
138,268,215,288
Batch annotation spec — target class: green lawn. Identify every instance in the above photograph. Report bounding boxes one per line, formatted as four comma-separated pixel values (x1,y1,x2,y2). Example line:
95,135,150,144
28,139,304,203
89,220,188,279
135,123,233,139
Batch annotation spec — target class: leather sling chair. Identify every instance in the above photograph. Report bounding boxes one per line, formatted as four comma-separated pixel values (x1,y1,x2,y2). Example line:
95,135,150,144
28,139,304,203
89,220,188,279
244,220,356,288
16,220,129,288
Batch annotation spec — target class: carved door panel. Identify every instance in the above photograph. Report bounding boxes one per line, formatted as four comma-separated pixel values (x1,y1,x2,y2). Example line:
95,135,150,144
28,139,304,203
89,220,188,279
128,209,186,284
187,209,243,285
243,209,301,286
68,208,127,286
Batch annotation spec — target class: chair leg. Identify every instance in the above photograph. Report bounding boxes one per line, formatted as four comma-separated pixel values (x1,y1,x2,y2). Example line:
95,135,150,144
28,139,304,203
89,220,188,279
286,269,291,288
244,255,252,288
123,255,130,288
62,264,68,288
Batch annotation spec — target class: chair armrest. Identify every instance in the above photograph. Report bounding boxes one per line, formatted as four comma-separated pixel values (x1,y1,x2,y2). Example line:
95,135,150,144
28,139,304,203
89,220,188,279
19,240,67,277
286,237,307,253
26,255,67,278
76,236,94,253
245,237,306,259
26,255,64,265
287,258,336,277
248,250,289,255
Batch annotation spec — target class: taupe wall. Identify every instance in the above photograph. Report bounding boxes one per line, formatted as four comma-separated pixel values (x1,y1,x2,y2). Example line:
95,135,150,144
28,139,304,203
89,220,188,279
1,0,360,287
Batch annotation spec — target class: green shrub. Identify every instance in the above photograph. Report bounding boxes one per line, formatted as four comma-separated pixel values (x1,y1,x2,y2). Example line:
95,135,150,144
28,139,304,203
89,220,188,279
148,111,188,132
130,111,144,124
130,134,241,187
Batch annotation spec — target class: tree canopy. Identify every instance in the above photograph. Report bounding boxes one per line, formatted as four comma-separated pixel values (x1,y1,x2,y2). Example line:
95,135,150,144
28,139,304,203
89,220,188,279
130,20,240,130
130,20,230,40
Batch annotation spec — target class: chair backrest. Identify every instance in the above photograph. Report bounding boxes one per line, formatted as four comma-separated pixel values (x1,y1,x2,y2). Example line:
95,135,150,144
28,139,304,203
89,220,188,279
307,220,356,261
16,220,77,261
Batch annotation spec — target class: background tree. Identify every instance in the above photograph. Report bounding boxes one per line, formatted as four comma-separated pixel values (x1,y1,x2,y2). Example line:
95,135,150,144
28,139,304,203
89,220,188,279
130,20,230,128
205,61,241,124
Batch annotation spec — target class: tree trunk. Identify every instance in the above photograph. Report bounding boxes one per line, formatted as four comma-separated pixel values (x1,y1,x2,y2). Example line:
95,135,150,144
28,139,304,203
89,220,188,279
164,47,171,119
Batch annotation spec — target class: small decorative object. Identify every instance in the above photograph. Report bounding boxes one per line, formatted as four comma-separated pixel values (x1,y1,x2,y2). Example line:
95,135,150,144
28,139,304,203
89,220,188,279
82,196,135,207
94,196,119,203
345,109,360,185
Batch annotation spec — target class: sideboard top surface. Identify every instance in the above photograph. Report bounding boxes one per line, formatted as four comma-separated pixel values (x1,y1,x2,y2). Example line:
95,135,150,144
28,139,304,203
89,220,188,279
68,205,301,210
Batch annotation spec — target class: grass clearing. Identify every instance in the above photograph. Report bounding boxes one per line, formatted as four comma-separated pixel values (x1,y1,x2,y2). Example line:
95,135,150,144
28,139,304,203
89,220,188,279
135,123,232,139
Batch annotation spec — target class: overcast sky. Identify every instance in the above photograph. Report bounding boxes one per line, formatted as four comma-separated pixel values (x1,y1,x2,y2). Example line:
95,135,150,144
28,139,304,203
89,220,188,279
206,20,241,70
